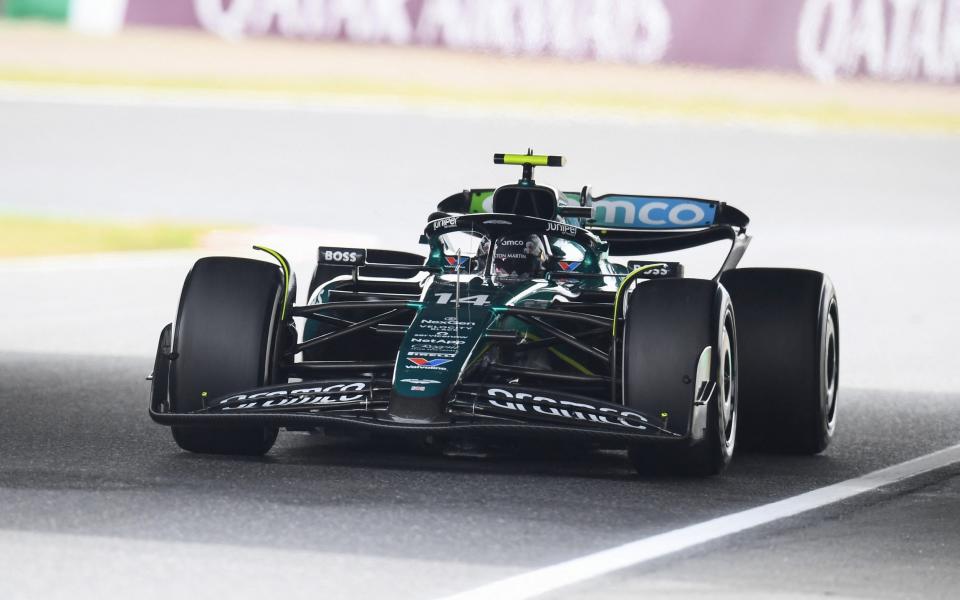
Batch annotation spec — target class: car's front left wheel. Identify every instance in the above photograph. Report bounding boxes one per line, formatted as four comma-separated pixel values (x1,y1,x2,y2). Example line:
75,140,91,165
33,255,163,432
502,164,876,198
168,257,284,455
621,279,738,476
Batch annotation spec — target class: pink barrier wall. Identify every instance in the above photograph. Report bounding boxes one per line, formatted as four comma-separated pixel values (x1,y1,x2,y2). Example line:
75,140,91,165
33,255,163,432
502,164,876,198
125,0,960,85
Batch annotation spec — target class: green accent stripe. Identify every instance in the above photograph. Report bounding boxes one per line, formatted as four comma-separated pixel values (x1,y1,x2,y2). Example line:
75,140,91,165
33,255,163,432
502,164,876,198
611,264,667,337
549,348,594,376
469,190,493,213
4,0,69,20
503,154,549,166
465,342,492,372
253,245,291,321
526,332,594,376
495,154,565,167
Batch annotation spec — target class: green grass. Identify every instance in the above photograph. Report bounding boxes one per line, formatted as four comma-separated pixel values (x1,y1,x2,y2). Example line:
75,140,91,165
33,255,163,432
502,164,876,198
0,214,215,257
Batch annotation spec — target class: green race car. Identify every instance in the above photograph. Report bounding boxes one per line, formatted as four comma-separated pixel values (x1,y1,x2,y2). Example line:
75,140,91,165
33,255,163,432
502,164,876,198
149,152,839,476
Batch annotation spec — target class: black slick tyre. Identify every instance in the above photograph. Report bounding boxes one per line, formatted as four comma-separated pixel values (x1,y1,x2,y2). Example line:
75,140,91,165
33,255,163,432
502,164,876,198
720,268,839,454
169,257,283,455
622,279,737,476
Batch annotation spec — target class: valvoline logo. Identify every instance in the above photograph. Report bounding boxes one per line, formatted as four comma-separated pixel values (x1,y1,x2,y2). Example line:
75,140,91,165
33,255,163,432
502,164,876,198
407,357,453,367
557,261,581,272
445,256,469,268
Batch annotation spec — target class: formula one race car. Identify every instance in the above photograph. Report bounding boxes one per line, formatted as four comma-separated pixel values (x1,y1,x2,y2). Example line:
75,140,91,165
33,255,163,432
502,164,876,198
149,152,839,476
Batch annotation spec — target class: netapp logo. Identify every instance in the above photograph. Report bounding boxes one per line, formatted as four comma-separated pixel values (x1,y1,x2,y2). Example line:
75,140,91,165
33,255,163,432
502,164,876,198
485,388,648,429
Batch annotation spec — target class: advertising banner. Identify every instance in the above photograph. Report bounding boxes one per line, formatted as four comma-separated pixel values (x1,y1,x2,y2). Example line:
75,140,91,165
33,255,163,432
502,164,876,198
4,0,129,33
4,0,69,21
123,0,960,85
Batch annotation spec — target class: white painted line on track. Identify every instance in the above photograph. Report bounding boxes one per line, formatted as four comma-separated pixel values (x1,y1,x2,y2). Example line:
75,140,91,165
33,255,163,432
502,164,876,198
0,83,829,136
0,82,438,115
0,250,204,273
439,443,960,600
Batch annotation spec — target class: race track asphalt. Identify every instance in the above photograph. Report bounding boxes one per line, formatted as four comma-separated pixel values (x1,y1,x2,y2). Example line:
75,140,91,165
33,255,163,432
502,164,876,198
1,92,959,599
0,352,958,599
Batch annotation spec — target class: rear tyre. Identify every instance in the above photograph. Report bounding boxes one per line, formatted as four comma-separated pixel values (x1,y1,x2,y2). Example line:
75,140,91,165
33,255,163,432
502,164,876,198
623,279,737,476
169,257,283,455
720,268,839,454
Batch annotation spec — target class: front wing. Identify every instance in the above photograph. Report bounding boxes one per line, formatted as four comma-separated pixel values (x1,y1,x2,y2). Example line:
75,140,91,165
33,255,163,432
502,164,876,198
149,375,684,443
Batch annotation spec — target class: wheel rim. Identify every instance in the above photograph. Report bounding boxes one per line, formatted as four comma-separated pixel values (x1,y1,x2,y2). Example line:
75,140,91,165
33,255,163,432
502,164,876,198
823,308,839,430
719,314,737,451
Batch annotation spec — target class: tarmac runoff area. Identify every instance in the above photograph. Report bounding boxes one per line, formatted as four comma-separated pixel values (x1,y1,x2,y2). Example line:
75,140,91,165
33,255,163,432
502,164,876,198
1,51,960,599
1,21,960,134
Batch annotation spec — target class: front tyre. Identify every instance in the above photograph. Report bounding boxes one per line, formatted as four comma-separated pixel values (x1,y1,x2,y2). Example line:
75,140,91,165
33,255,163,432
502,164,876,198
169,257,283,455
622,279,737,476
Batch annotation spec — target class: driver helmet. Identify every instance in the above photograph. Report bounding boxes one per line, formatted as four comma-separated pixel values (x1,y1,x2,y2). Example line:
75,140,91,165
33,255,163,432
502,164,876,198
492,234,547,281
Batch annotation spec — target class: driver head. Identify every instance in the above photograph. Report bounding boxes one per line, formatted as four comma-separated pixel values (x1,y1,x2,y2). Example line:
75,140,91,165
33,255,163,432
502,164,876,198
492,234,546,281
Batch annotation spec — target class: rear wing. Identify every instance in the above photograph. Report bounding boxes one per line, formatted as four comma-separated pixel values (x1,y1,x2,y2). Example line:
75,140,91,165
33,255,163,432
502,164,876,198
590,195,748,230
438,190,748,230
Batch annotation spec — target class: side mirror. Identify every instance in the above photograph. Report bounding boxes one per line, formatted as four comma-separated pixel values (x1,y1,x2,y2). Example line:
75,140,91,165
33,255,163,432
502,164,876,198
579,185,593,206
558,206,594,219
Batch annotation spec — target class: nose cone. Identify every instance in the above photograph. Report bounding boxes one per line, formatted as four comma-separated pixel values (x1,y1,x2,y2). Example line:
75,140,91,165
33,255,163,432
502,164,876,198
389,298,494,422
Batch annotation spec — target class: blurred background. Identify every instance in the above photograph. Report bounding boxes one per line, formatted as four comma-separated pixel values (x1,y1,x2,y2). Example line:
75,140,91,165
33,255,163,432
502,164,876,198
1,0,958,386
2,3,960,598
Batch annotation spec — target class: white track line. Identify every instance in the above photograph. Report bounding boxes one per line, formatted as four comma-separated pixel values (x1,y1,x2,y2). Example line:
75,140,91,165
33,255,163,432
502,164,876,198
439,443,960,600
0,83,827,136
0,250,203,273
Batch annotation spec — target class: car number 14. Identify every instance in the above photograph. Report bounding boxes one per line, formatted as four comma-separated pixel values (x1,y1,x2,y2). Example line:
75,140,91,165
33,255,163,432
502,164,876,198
433,293,491,306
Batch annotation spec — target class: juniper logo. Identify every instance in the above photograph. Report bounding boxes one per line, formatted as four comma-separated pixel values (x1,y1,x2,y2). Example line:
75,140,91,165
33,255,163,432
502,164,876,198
545,222,577,236
432,216,458,230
